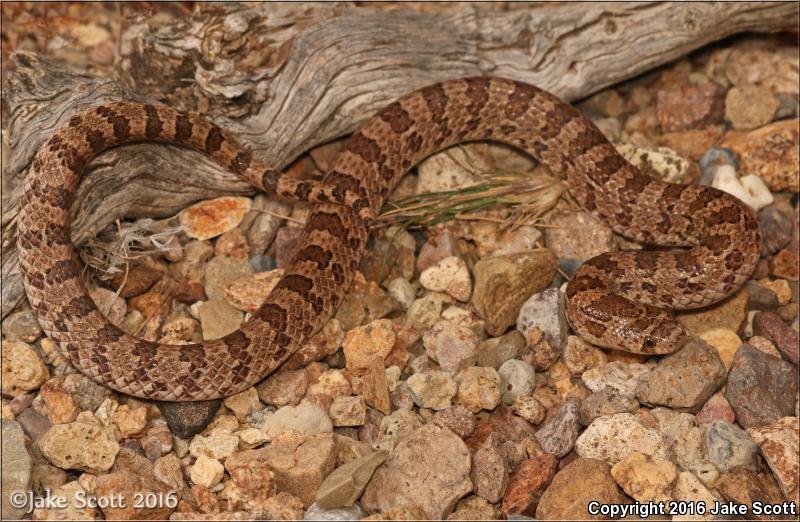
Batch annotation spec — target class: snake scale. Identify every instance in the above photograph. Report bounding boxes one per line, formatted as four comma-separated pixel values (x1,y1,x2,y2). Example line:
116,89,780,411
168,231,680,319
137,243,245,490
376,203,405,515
17,77,761,401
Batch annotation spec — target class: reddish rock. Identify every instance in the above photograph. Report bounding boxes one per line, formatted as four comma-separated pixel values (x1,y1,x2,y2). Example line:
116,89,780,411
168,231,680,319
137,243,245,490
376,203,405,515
173,279,207,304
112,261,163,298
501,453,557,517
431,405,476,439
695,392,736,424
274,226,304,269
656,81,725,132
720,119,799,193
753,311,799,365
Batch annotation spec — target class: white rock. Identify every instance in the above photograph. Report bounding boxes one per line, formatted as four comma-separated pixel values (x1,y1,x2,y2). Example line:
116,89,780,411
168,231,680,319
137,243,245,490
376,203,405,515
575,413,671,465
419,256,472,302
386,278,416,309
258,401,333,440
739,174,774,210
497,359,536,405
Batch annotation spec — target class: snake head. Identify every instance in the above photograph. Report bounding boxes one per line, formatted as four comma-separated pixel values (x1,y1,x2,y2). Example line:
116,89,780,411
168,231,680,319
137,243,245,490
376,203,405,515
631,308,690,355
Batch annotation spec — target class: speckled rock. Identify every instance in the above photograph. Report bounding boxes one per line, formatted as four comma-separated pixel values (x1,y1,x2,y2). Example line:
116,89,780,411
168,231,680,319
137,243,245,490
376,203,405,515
578,388,639,426
617,143,698,184
497,359,535,405
189,431,240,460
545,212,615,263
260,432,337,507
329,396,367,427
536,458,627,520
419,256,472,302
753,311,799,365
362,423,472,519
637,337,727,413
652,408,719,489
455,367,502,413
2,308,43,342
343,319,396,370
610,451,677,503
374,409,422,452
715,467,785,518
305,503,365,521
31,481,98,520
315,450,388,509
471,435,509,503
431,405,476,439
180,196,251,240
501,453,558,518
423,322,480,373
758,204,793,256
582,361,650,398
696,392,736,424
256,370,308,408
38,415,120,473
673,471,718,521
191,454,225,488
2,420,32,520
1,340,49,397
720,119,799,193
516,288,566,349
471,251,557,336
677,290,749,336
656,80,725,132
197,298,244,340
699,327,741,369
448,495,499,521
223,269,283,313
511,396,546,425
747,417,799,500
406,370,457,411
725,86,780,130
575,413,670,465
725,344,798,429
562,336,607,375
95,470,176,520
535,400,580,458
258,401,333,440
112,404,149,438
705,420,758,475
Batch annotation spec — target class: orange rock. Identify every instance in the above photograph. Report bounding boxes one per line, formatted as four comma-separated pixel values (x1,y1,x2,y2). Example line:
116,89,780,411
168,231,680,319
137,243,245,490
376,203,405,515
501,453,558,517
180,196,251,240
720,119,799,193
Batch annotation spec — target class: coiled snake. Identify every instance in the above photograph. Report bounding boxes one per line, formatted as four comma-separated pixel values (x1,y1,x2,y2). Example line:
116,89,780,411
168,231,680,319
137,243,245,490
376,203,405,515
17,77,761,401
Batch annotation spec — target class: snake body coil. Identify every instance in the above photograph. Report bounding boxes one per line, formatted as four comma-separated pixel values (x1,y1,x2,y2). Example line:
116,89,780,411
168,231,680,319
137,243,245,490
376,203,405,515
17,78,761,400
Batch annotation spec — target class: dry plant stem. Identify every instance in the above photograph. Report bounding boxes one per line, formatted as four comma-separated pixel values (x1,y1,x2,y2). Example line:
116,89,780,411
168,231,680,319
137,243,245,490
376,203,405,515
3,2,796,317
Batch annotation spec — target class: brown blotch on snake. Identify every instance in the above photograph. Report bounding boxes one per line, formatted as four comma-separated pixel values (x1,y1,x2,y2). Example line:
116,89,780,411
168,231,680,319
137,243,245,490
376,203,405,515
17,77,761,400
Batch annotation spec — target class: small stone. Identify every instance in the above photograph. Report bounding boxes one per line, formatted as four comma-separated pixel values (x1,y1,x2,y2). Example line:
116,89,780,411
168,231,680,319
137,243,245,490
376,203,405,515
471,251,557,337
744,280,780,311
258,401,332,440
374,409,422,452
306,503,365,521
417,229,459,272
696,392,736,424
448,495,499,521
223,269,283,312
491,226,544,257
771,248,799,280
535,400,580,458
261,432,338,507
725,86,780,130
716,467,785,517
39,379,79,425
677,289,749,335
32,481,98,520
157,400,221,439
236,427,269,449
760,278,792,305
705,420,758,473
308,370,352,400
673,471,718,521
752,311,799,365
758,205,793,256
725,344,798,429
455,367,502,413
180,196,251,240
142,425,173,460
511,396,546,425
386,278,416,309
112,404,149,438
720,119,799,193
575,413,670,465
1,340,49,397
748,335,783,359
516,288,566,349
406,370,457,411
197,299,244,340
747,417,799,500
536,458,627,520
362,423,472,519
711,165,773,211
189,431,240,460
656,81,725,132
658,127,725,162
342,319,396,370
2,308,43,342
578,388,639,427
38,416,120,473
2,420,32,520
362,361,392,416
582,361,650,398
223,387,262,422
160,315,199,343
215,228,249,258
316,450,388,509
471,435,509,503
204,256,253,301
95,470,175,520
173,279,208,304
610,451,677,503
423,322,479,373
476,331,526,369
546,212,614,263
329,396,367,427
637,337,727,413
497,360,535,405
431,405,476,439
419,256,472,302
191,455,225,488
562,336,607,375
699,327,741,369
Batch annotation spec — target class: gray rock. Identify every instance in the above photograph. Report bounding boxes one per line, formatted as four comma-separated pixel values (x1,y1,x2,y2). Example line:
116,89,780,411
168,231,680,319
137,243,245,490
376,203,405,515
157,400,221,439
305,502,365,521
497,360,535,405
197,299,244,340
516,288,567,348
203,255,253,301
699,147,738,186
535,400,581,458
704,421,758,473
315,451,388,509
15,407,51,440
637,337,726,413
477,331,525,370
758,205,793,256
62,373,112,412
1,308,42,342
2,420,32,520
578,389,639,427
743,280,779,311
752,311,799,365
471,435,509,503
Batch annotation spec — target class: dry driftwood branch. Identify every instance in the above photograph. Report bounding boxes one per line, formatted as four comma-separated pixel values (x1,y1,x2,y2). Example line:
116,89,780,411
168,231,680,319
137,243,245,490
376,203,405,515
2,1,797,316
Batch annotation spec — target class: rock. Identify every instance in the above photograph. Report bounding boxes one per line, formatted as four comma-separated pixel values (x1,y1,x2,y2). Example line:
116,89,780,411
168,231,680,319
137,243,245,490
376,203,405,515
157,400,221,439
423,322,479,373
274,225,305,269
711,164,773,211
197,299,244,340
748,335,783,359
562,336,607,375
89,287,128,325
160,315,200,343
374,409,422,452
637,337,727,413
417,229,459,272
760,278,792,306
725,344,798,429
142,425,174,460
362,505,429,521
308,370,352,399
315,450,388,509
416,147,481,195
1,340,49,397
582,361,650,398
476,331,526,369
419,256,472,302
578,388,639,426
741,175,776,211
744,280,780,311
386,278,416,310
771,248,799,280
259,401,333,440
699,327,741,369
575,413,670,465
497,359,535,405
329,396,367,427
95,470,176,520
725,86,780,130
306,503,365,521
699,146,738,185
500,453,557,518
204,256,253,301
471,251,557,336
471,435,509,503
696,392,736,424
677,289,749,335
448,495,499,521
546,212,615,264
191,455,225,488
243,195,290,255
343,319,396,370
223,269,284,312
362,360,392,416
173,279,208,303
673,471,718,521
37,379,78,425
516,288,566,349
758,205,793,256
2,308,42,342
362,423,472,519
658,127,725,162
180,196,251,240
15,407,50,440
511,396,546,425
705,421,758,474
724,48,799,95
656,81,725,132
652,409,719,488
753,311,799,365
31,481,98,520
112,404,149,438
720,119,799,193
256,370,308,408
491,226,544,257
215,228,249,258
534,400,580,458
747,417,799,500
431,405,476,439
406,370,457,411
535,458,627,520
222,387,262,422
715,468,785,519
111,261,162,299
2,420,32,520
610,451,677,503
455,367,502,413
223,447,277,501
189,431,240,460
617,143,698,184
38,416,120,473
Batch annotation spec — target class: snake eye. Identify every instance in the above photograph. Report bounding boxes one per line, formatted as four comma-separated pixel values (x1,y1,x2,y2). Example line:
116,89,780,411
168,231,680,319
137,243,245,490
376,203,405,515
643,337,656,349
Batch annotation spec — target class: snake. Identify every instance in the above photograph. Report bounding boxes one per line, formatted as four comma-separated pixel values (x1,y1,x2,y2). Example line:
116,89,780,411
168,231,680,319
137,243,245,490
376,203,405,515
16,77,761,401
